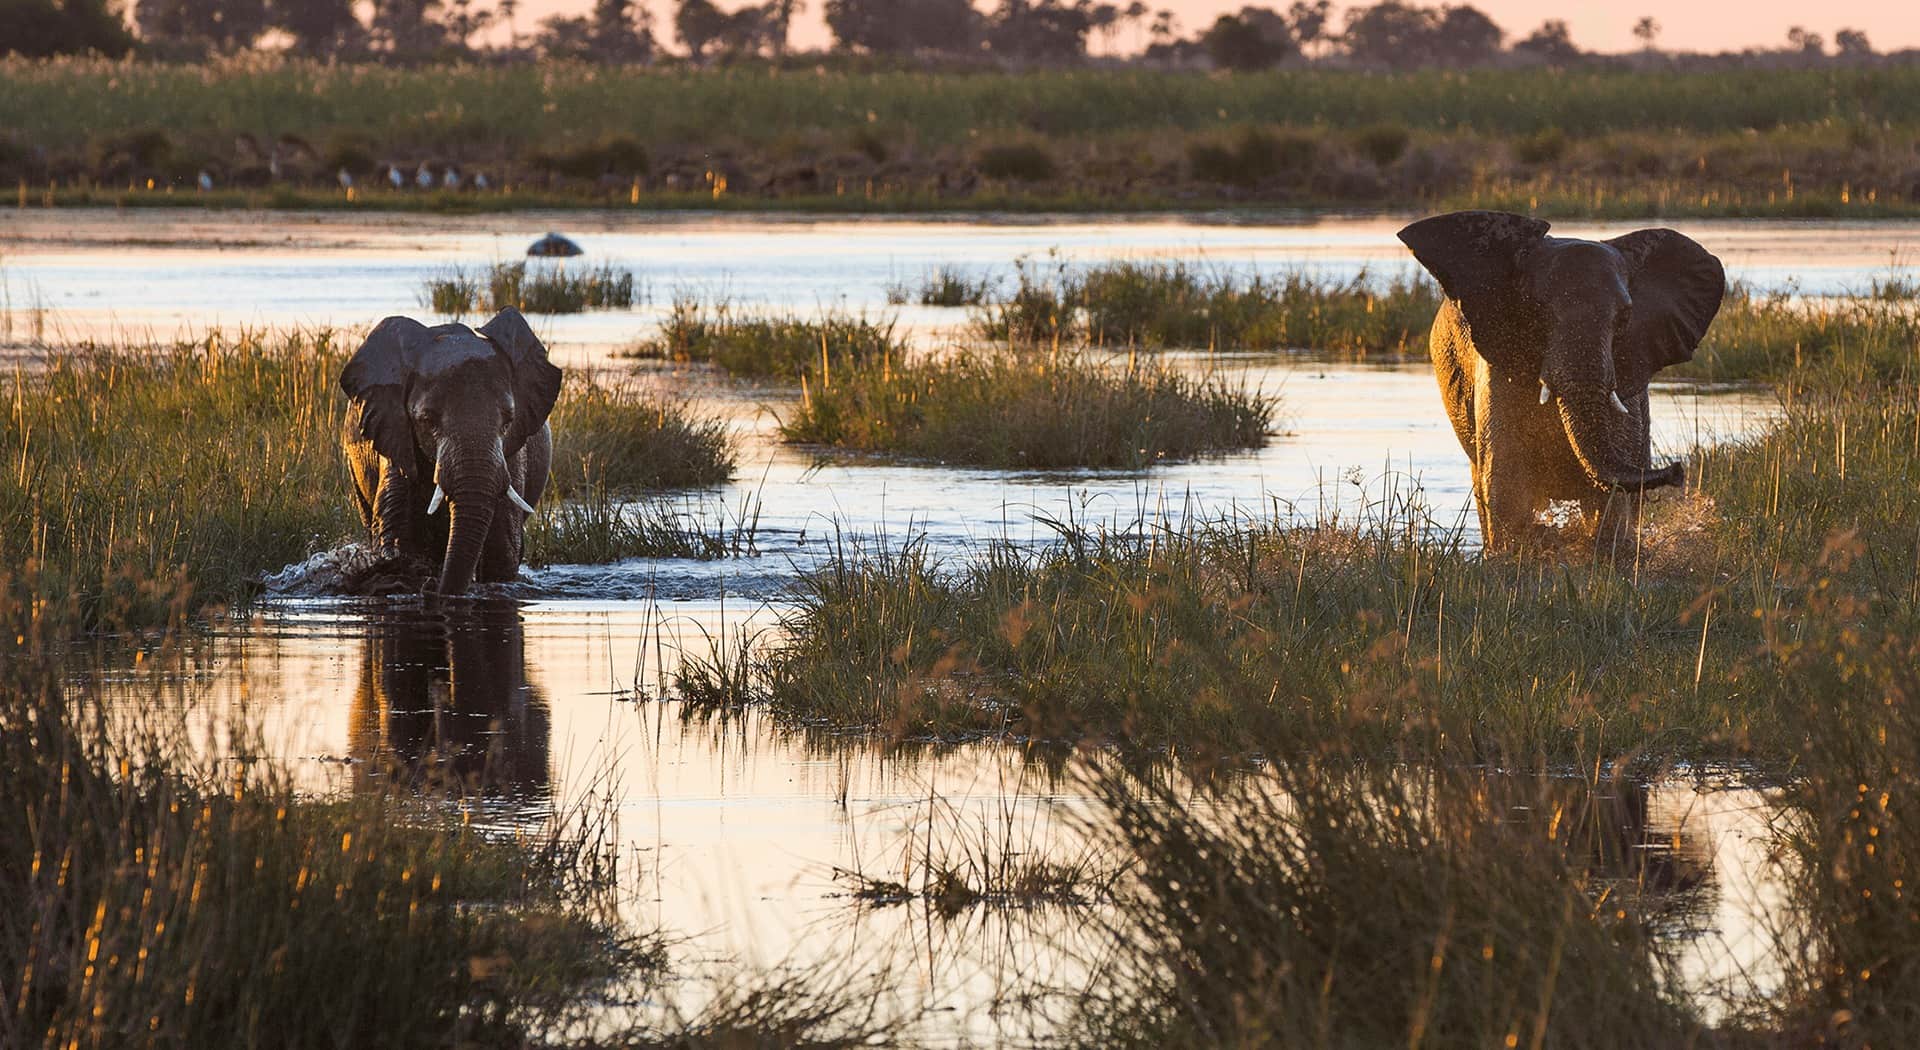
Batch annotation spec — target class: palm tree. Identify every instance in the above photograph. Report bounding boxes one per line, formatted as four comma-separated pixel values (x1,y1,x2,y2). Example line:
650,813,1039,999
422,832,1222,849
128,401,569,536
498,0,518,50
1631,16,1658,52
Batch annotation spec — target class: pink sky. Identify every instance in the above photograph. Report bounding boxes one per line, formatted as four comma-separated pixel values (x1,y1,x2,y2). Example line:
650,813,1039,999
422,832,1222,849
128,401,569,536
508,1,1920,55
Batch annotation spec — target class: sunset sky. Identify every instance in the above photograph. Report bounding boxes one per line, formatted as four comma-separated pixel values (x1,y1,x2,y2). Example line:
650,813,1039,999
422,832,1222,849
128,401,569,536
507,1,1920,55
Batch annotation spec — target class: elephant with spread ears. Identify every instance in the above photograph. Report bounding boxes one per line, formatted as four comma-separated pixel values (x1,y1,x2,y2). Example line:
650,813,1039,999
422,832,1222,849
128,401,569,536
1397,211,1726,557
341,307,561,595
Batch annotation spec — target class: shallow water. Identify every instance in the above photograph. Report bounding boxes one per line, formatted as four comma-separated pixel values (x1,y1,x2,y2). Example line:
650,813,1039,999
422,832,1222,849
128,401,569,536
3,210,1917,357
24,210,1817,1036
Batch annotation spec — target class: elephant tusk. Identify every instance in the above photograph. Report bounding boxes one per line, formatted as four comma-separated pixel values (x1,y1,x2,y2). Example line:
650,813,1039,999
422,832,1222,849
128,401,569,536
1610,391,1631,415
1539,381,1551,405
426,485,446,515
507,485,536,514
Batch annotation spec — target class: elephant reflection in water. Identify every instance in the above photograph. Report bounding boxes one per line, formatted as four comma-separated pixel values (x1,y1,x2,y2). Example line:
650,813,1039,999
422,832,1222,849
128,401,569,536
349,600,551,796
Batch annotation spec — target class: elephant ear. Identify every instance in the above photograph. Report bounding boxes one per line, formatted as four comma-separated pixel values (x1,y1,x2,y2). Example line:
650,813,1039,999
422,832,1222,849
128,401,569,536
1397,210,1552,367
1607,228,1726,394
479,307,562,456
341,316,432,475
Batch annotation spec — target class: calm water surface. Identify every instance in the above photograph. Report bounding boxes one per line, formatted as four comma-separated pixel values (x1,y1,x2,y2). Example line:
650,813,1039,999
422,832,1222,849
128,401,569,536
23,211,1818,1036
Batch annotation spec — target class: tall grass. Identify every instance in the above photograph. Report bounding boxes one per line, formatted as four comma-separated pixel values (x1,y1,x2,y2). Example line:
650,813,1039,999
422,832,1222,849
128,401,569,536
779,351,1274,469
628,297,901,378
1066,758,1699,1047
1,331,739,630
546,371,734,494
684,288,1920,763
425,260,637,315
525,489,761,565
976,258,1442,353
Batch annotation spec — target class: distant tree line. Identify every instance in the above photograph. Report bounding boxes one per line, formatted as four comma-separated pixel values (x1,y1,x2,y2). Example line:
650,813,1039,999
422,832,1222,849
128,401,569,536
0,0,1895,69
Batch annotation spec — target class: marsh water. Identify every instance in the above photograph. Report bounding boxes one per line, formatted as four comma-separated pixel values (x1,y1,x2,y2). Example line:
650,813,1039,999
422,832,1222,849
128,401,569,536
13,210,1902,1037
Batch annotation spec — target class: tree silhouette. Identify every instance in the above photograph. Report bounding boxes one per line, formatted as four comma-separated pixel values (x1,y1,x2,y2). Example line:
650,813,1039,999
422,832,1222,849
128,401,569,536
1631,16,1658,50
137,0,270,51
589,0,653,60
1202,7,1297,71
1834,28,1872,56
369,0,452,55
1786,26,1823,55
1,0,136,56
986,0,1097,62
1340,2,1439,69
1430,5,1501,67
1286,0,1330,57
675,0,728,58
272,0,361,56
1512,18,1579,65
824,0,978,54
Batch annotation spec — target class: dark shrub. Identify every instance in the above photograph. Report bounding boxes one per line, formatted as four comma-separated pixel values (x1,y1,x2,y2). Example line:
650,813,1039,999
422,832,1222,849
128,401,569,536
1189,127,1317,187
1514,126,1568,165
322,131,377,175
976,142,1056,181
1352,122,1412,167
535,135,650,178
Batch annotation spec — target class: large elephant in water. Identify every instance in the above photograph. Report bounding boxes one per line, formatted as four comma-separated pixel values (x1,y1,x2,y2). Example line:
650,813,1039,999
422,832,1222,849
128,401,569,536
341,308,561,594
1397,211,1725,556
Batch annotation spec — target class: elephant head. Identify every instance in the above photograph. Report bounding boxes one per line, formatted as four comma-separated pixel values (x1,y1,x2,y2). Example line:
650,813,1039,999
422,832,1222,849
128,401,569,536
1398,211,1725,492
341,308,561,594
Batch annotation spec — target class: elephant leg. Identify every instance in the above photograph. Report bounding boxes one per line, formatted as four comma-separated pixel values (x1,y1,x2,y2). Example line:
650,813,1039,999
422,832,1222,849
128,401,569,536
372,458,424,555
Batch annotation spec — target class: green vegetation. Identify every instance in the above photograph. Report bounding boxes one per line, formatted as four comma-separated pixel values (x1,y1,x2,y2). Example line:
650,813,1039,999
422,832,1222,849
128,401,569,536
10,61,1920,216
526,490,761,565
628,298,901,377
683,286,1920,763
887,265,993,307
425,260,637,315
0,331,738,630
546,372,735,494
977,258,1441,353
779,351,1274,469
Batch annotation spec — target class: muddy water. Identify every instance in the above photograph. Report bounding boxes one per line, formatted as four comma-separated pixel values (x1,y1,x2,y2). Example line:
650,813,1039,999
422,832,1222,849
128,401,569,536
21,210,1819,1036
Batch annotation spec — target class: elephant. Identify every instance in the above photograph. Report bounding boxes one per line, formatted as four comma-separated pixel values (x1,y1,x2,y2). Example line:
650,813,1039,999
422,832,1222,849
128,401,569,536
1397,211,1726,556
341,307,561,595
348,600,551,795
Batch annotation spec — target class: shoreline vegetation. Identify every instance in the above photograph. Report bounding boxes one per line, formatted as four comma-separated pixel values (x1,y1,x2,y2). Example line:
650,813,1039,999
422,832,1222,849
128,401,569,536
678,280,1920,764
8,63,1920,219
0,332,737,628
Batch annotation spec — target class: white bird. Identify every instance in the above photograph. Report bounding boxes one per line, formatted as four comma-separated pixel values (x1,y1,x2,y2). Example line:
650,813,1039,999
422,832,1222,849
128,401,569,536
442,167,461,190
196,170,213,192
415,164,434,190
337,169,353,189
387,165,404,189
472,173,490,191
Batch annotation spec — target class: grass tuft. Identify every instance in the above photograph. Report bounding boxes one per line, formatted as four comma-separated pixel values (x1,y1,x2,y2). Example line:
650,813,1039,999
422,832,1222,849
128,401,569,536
425,261,638,316
778,350,1274,469
627,297,901,378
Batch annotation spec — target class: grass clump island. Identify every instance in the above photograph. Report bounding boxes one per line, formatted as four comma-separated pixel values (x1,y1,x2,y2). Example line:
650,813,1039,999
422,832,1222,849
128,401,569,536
975,258,1442,354
425,260,638,315
626,297,901,378
780,350,1274,469
0,330,737,629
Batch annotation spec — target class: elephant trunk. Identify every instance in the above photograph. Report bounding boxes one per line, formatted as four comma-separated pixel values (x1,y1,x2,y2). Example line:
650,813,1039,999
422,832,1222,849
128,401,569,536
434,435,507,595
1554,387,1684,493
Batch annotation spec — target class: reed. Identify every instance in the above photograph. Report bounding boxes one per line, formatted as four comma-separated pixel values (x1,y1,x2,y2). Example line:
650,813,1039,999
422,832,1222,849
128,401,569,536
686,288,1920,763
627,297,901,378
1,330,741,630
779,350,1274,469
424,260,637,316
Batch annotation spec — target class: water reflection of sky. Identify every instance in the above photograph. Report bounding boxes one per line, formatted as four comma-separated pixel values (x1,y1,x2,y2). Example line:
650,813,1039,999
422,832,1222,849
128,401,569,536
4,211,1917,355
